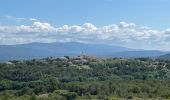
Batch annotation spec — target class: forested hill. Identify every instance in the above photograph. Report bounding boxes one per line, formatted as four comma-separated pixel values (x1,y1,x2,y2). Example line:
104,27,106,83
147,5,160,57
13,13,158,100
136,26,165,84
0,55,170,99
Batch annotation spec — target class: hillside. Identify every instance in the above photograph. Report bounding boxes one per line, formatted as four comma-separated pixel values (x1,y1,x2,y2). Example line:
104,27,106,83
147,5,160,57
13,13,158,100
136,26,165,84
0,56,170,99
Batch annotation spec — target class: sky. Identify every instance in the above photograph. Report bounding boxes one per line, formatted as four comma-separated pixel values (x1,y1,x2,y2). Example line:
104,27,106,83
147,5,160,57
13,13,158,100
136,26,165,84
0,0,170,50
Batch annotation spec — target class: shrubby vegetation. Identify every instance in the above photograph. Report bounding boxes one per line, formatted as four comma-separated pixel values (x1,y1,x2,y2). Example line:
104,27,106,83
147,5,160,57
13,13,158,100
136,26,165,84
0,56,170,99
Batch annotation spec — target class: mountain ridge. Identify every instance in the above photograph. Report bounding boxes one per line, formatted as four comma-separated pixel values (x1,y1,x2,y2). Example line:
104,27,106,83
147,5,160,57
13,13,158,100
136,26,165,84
0,42,168,60
159,53,170,59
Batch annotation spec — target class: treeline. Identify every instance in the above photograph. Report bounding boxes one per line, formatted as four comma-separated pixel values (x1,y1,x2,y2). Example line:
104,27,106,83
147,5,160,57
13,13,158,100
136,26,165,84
0,56,170,99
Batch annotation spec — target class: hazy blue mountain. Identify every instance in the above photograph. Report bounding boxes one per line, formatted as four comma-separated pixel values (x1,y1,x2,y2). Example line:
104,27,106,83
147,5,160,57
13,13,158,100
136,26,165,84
0,42,168,60
113,51,168,58
0,42,131,60
158,53,170,59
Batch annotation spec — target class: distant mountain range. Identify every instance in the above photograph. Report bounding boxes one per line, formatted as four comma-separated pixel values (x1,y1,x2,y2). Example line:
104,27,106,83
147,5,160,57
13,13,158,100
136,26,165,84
0,42,169,60
158,53,170,59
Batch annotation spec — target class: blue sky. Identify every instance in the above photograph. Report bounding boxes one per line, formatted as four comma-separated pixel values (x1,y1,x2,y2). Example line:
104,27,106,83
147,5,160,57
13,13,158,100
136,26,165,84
0,0,170,50
1,0,170,28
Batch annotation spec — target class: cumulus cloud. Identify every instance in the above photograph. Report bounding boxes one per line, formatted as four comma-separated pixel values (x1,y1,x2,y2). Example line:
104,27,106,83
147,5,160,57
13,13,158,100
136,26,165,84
0,21,170,50
56,23,97,35
118,22,136,29
0,22,56,33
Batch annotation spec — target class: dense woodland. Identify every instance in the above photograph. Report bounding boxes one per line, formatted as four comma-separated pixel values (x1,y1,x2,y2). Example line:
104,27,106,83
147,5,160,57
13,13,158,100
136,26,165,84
0,55,170,100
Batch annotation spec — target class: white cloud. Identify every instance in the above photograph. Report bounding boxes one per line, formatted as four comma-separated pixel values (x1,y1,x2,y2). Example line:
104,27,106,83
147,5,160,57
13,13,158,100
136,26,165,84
2,15,39,22
82,23,97,32
163,29,170,42
0,22,56,33
100,24,119,33
3,15,27,21
118,22,136,29
0,21,170,50
164,29,170,35
57,23,97,34
29,18,39,21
